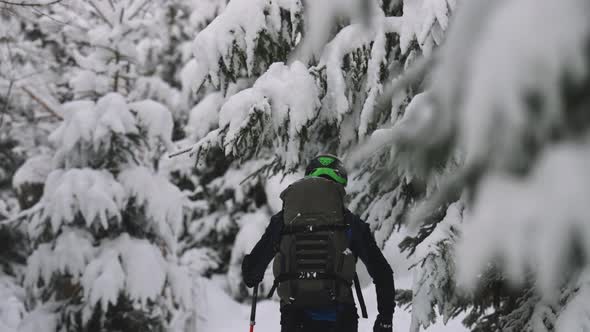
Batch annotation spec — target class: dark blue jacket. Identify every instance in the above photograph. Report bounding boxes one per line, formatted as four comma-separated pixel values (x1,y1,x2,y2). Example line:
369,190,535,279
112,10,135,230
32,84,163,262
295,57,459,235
242,209,395,323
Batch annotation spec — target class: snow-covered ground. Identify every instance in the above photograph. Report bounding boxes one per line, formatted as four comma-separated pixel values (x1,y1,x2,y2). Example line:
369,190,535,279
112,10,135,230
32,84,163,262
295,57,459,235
199,275,468,332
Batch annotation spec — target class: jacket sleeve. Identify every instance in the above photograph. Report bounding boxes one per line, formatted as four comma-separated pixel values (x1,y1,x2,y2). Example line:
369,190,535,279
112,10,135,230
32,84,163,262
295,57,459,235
241,211,283,288
349,212,396,321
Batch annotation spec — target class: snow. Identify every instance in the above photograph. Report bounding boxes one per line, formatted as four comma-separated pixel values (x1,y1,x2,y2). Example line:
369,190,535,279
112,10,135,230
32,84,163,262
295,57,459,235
118,235,168,305
363,187,406,247
555,269,590,332
191,0,302,89
180,247,221,276
12,155,53,190
186,92,224,141
35,169,126,235
290,0,344,63
456,143,590,297
159,138,200,180
130,77,183,117
187,0,226,31
414,202,461,263
411,202,463,331
207,159,268,206
94,93,139,145
24,243,53,290
349,91,437,182
167,265,193,311
52,229,95,281
216,61,320,168
250,61,319,166
198,276,468,332
118,167,184,251
180,58,201,101
82,247,126,312
49,94,151,167
0,274,25,332
400,0,455,54
218,88,268,154
69,69,109,98
264,171,301,214
17,303,58,332
80,234,171,317
319,17,403,121
432,0,590,169
358,27,386,138
49,100,98,154
184,159,269,256
227,210,273,298
186,212,227,244
129,99,174,150
10,0,585,330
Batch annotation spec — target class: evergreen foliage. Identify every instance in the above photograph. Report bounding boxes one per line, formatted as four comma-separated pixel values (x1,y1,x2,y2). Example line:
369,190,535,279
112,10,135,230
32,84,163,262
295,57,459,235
3,0,589,331
186,0,590,330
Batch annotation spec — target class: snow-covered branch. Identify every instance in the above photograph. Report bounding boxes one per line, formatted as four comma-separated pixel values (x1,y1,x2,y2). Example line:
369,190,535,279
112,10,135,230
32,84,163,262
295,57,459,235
191,0,303,92
0,0,63,6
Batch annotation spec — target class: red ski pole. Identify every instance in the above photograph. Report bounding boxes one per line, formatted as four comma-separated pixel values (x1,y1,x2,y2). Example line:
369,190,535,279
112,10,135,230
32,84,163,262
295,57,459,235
249,284,259,332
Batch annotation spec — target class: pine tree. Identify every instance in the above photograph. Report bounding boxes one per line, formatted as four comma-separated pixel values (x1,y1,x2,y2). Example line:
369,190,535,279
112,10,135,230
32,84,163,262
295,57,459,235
6,0,587,330
10,2,195,331
1,7,60,331
382,0,590,330
184,0,590,329
18,97,191,332
183,0,458,309
0,203,27,332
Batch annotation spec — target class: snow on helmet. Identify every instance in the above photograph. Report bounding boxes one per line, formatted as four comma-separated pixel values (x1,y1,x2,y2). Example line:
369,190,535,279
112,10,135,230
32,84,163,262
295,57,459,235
305,154,348,187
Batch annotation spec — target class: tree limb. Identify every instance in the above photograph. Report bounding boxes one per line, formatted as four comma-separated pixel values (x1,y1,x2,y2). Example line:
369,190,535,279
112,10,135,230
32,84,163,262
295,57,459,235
0,0,63,7
21,86,63,120
127,0,151,21
0,80,14,128
86,0,113,28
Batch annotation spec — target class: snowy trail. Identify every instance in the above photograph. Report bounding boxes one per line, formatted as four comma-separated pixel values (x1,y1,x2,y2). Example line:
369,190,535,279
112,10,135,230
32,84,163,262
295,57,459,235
199,277,468,332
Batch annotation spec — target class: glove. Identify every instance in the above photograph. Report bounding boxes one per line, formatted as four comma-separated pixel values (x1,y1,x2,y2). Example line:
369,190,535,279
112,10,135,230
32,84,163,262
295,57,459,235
373,315,393,332
241,254,264,287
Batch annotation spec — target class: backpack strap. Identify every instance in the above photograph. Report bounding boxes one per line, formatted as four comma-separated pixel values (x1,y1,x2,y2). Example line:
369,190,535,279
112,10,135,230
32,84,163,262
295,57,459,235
266,272,352,299
353,273,368,318
281,223,349,235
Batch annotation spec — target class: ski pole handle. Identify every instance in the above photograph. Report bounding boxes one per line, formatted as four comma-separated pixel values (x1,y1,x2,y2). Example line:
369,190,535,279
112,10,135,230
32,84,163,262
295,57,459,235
249,284,259,332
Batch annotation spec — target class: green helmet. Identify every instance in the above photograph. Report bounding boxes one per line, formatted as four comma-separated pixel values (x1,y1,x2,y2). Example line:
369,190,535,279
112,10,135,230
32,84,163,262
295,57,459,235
304,154,348,186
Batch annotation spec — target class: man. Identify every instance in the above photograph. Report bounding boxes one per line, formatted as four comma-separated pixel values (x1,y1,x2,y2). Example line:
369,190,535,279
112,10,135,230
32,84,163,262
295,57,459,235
242,154,395,332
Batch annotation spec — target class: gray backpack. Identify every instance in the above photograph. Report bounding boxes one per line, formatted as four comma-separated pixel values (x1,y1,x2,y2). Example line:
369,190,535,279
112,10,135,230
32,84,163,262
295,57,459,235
267,177,357,308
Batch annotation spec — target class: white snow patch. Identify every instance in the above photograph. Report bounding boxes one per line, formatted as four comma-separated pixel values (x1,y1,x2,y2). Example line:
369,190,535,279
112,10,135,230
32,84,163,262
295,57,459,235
216,61,320,167
129,99,174,150
191,0,302,89
227,210,273,298
265,172,301,214
12,155,53,190
456,143,590,297
82,248,126,312
199,277,468,332
35,169,126,235
118,235,167,305
0,274,25,332
17,303,58,332
186,92,224,141
118,167,184,251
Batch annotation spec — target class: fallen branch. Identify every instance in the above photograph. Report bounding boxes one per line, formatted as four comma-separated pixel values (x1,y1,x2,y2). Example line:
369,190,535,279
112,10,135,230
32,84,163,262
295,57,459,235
0,0,63,6
21,86,63,120
0,203,41,227
168,146,193,158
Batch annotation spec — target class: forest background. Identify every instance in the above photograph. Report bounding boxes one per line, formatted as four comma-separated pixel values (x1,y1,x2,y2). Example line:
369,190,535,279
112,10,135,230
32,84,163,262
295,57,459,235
1,0,589,331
